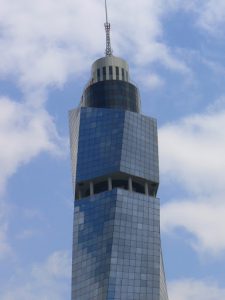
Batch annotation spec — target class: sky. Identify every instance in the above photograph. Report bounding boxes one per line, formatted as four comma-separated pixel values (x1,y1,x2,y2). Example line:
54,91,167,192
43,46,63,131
0,0,225,299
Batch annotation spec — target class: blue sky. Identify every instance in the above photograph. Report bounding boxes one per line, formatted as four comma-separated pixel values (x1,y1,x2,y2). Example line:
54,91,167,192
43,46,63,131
1,0,225,299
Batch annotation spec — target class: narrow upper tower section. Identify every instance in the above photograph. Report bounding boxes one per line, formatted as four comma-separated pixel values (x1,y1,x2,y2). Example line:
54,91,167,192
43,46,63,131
80,0,141,113
104,0,113,56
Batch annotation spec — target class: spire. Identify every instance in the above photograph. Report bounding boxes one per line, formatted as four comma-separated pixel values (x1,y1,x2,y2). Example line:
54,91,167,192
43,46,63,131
104,0,113,56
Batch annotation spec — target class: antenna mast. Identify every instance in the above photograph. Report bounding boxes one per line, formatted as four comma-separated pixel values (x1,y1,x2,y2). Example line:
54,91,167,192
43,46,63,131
104,0,113,56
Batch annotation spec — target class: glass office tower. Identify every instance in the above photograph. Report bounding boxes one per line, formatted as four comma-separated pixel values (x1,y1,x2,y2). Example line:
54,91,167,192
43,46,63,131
69,55,169,300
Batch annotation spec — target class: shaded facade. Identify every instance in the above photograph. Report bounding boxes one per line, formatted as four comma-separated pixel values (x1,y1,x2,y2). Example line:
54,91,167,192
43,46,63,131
69,55,169,299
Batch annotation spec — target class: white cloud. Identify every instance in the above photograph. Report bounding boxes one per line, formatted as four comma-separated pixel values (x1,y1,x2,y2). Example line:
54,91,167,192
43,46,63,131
0,0,223,97
109,0,190,74
162,199,225,256
1,250,71,300
31,251,70,280
0,0,103,93
138,73,164,90
159,107,225,196
169,279,225,300
0,0,191,97
0,94,65,257
162,0,225,35
197,0,225,34
0,96,66,193
159,101,225,256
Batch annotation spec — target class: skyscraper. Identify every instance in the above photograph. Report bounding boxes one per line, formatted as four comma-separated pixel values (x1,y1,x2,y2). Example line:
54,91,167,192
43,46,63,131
69,2,168,299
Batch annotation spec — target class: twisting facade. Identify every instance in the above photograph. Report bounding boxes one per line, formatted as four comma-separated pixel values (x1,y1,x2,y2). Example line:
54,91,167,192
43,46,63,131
69,4,168,299
69,54,169,299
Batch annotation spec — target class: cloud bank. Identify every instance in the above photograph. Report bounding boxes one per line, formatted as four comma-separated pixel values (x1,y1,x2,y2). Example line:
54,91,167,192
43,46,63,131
169,279,225,300
160,101,225,256
0,96,65,194
0,251,70,300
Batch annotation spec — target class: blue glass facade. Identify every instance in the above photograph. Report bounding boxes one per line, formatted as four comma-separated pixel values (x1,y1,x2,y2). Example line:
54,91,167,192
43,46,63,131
72,189,160,300
76,108,124,183
71,107,159,186
69,55,168,300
